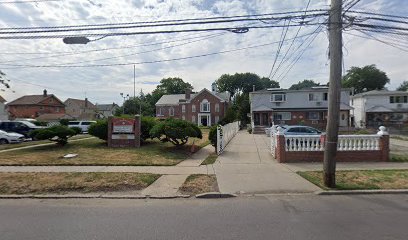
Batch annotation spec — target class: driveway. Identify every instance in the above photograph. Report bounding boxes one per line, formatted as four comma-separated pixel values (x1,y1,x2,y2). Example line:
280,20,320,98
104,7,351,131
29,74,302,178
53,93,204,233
214,131,320,194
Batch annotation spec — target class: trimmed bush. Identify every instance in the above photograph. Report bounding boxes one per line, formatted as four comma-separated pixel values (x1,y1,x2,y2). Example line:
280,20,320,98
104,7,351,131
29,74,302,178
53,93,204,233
32,121,48,127
29,125,77,146
59,119,70,126
70,127,82,135
141,116,157,143
150,118,202,146
88,120,108,141
209,124,219,147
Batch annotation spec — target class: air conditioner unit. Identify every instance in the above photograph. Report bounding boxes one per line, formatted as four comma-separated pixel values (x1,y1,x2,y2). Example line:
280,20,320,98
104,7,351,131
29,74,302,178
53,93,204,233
275,102,281,106
312,120,318,124
397,103,403,108
316,101,322,106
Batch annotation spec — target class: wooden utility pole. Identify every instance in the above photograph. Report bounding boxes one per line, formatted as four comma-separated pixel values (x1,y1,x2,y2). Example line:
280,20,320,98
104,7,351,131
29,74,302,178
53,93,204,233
323,0,343,188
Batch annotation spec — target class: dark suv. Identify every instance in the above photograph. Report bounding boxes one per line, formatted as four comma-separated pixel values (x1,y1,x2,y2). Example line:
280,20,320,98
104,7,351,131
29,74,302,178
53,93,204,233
0,121,44,138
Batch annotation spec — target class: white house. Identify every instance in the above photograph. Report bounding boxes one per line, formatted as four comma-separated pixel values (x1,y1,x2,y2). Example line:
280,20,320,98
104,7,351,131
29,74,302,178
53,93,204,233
350,90,408,128
250,87,352,130
0,95,8,120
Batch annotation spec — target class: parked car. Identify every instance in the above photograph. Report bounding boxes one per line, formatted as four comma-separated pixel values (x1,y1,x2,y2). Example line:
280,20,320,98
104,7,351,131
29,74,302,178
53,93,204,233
282,125,323,135
0,130,25,144
67,121,96,133
0,121,44,138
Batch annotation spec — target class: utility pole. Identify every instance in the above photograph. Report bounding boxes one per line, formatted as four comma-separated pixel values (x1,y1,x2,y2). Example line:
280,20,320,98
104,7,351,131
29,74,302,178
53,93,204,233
323,0,343,188
133,65,136,115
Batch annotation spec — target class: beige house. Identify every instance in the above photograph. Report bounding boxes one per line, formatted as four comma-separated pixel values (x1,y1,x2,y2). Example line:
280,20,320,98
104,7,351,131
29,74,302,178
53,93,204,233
64,98,97,120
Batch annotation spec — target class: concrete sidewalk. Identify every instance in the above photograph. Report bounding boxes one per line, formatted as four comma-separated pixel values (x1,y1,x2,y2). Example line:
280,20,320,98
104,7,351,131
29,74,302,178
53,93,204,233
283,162,408,172
214,131,321,194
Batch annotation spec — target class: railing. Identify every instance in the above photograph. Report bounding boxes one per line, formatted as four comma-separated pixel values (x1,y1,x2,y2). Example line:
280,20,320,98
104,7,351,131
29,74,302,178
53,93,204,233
217,121,240,155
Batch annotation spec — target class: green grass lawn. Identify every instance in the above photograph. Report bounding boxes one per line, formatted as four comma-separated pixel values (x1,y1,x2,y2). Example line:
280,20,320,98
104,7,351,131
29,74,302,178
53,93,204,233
179,174,219,195
298,170,408,190
0,172,160,194
201,153,218,165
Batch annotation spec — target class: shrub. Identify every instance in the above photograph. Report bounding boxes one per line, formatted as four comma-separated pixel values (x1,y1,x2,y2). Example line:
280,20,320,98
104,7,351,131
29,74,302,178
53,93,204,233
33,121,48,127
209,125,219,147
29,125,77,146
141,116,157,143
59,119,70,126
88,120,108,141
70,126,82,135
150,118,202,146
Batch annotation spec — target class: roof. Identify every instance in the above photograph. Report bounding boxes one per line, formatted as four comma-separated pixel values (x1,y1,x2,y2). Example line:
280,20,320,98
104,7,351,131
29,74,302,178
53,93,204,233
252,104,272,112
352,90,408,98
97,103,118,111
156,89,230,106
36,113,74,121
7,94,64,106
0,95,5,103
251,88,351,94
65,98,96,109
340,102,354,110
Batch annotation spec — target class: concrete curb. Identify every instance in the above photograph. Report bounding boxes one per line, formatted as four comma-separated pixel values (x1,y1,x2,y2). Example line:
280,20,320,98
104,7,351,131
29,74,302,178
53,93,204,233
316,189,408,195
195,192,237,199
0,194,192,199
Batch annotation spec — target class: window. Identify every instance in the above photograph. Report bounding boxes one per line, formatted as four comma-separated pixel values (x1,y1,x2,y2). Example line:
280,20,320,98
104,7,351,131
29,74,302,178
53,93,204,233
404,96,408,103
192,105,196,112
396,96,401,103
390,96,408,103
308,93,318,101
323,92,328,101
390,96,395,103
182,105,186,113
308,112,320,120
215,116,219,123
182,115,185,120
56,107,60,113
215,103,219,112
192,115,196,123
273,112,291,120
270,94,286,102
201,99,210,112
169,107,174,116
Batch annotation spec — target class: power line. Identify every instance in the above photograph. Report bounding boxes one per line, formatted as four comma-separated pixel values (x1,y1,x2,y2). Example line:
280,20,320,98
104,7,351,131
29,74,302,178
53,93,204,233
268,19,291,78
0,30,321,69
347,10,408,20
0,0,62,4
345,30,408,52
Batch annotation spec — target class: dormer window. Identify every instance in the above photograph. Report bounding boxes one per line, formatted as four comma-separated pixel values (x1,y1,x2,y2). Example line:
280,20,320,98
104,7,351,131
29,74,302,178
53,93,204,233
271,94,286,102
200,99,210,112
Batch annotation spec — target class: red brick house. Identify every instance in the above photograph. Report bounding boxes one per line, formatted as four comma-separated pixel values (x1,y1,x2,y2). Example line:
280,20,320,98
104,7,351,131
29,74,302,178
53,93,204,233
7,90,66,119
155,88,230,126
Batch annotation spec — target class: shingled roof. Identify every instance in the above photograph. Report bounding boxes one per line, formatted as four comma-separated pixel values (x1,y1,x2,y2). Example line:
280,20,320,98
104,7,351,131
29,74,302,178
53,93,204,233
7,94,64,106
65,98,97,109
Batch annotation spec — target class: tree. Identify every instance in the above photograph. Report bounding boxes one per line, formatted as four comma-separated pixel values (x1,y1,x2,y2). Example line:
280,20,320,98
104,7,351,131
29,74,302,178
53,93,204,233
342,65,390,94
216,73,279,98
153,77,193,95
29,125,77,146
150,118,202,146
88,120,108,141
0,70,10,90
397,81,408,91
289,79,321,90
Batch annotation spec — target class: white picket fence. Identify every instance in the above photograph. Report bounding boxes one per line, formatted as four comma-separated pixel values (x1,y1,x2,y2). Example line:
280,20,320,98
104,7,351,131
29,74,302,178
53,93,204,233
216,121,240,155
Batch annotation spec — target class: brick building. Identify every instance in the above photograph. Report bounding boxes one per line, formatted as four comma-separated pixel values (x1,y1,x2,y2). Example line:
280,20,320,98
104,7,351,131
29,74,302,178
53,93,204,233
6,90,65,119
65,98,97,120
155,88,230,126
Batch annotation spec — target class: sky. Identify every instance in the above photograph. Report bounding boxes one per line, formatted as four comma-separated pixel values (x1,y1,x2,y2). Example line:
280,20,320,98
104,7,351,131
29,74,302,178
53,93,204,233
0,0,407,105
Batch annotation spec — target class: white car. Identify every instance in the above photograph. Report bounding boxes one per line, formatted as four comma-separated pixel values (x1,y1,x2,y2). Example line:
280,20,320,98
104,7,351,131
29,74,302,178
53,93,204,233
0,130,25,144
67,121,96,133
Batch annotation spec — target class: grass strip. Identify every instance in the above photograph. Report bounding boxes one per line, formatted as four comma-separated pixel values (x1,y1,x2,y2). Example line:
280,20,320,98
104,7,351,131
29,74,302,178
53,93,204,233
179,174,219,195
298,170,408,190
201,153,218,165
0,172,160,195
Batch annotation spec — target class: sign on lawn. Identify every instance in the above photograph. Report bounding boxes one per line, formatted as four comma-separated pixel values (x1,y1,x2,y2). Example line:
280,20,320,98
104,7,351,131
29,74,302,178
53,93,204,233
108,116,141,148
112,119,134,133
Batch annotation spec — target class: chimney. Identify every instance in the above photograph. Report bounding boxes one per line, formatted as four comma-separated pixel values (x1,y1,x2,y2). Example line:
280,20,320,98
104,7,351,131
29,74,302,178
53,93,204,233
185,88,192,100
43,89,47,97
85,98,88,108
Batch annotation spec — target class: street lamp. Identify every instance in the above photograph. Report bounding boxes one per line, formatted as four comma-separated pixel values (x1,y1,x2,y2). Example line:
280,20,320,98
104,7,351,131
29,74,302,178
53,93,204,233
120,93,129,115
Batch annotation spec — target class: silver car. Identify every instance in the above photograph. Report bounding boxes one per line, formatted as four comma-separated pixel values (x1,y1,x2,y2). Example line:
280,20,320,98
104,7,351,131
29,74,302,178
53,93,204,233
0,130,25,144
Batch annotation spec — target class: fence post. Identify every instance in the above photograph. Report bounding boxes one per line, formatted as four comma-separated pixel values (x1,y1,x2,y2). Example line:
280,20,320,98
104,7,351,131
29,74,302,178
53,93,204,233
377,126,389,161
275,126,286,163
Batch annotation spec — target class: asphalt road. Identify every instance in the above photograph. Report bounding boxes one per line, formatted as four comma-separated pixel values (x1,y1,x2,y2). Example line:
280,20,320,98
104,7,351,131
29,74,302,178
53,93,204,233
0,194,407,240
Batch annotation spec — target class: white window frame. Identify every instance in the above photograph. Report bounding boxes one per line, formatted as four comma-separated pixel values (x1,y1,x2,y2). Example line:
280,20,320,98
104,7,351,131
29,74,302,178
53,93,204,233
270,94,286,102
215,103,220,113
192,105,196,112
169,107,174,116
273,112,291,120
200,99,210,112
308,93,319,101
308,112,320,120
182,105,186,113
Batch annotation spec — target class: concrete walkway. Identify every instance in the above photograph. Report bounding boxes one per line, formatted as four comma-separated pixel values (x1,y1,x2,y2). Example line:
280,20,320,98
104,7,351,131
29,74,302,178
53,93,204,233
141,174,189,197
176,144,213,167
214,131,321,194
283,162,408,172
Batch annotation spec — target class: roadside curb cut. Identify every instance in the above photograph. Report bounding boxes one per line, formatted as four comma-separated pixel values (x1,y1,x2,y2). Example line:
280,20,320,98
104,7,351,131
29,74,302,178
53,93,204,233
316,189,408,195
0,194,192,199
195,192,237,199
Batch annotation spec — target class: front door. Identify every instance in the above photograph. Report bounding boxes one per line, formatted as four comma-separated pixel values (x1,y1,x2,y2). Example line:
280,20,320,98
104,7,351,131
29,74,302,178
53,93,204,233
339,112,348,127
262,113,269,126
254,113,260,125
201,115,208,126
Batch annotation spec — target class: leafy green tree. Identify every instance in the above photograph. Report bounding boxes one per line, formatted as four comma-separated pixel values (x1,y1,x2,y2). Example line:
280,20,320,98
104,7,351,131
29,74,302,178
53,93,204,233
0,70,10,90
150,118,202,146
396,81,408,91
140,116,157,143
29,125,77,146
208,124,219,147
289,79,321,90
153,77,193,95
342,65,390,93
216,73,279,98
